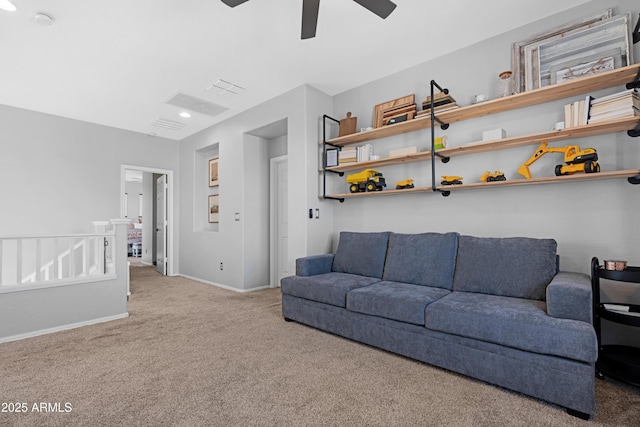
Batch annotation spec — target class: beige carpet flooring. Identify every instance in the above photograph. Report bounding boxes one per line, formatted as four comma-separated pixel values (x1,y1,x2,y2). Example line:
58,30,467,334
1,266,639,426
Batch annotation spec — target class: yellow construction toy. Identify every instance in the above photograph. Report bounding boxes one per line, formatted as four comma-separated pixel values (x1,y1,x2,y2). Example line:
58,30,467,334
395,179,415,189
480,171,506,182
441,175,463,185
346,169,386,193
518,141,600,179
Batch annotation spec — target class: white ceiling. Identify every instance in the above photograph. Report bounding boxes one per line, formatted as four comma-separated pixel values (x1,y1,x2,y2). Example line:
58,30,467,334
0,0,591,141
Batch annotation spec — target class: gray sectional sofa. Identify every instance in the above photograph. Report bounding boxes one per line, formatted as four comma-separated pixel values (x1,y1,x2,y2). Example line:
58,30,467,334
281,231,597,419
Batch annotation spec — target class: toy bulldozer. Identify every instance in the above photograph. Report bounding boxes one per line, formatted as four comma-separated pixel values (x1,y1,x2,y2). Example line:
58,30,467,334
518,141,601,179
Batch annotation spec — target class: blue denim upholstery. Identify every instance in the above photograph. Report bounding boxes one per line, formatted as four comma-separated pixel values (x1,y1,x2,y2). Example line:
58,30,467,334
425,291,597,362
347,281,450,325
452,236,557,300
332,231,390,278
382,232,458,289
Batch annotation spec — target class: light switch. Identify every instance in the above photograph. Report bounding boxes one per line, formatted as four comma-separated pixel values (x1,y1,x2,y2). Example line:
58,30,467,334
315,209,320,219
234,212,240,221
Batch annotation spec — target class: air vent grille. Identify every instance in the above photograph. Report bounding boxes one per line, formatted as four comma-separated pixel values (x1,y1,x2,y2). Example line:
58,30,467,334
151,118,187,131
207,79,245,95
165,92,229,117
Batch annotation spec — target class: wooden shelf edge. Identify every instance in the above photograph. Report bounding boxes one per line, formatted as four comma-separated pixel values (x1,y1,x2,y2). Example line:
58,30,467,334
325,64,640,147
325,186,434,199
435,170,640,192
326,151,433,173
439,117,640,158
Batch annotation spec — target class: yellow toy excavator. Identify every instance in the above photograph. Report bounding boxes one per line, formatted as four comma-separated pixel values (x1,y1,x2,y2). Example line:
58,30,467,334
518,141,601,179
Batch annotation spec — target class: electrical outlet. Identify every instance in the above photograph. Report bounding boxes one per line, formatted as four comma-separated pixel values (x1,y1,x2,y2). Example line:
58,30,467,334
220,262,223,271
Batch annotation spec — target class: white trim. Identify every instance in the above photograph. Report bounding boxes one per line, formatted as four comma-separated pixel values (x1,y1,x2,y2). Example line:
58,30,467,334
179,274,270,293
0,313,129,344
270,155,288,288
120,164,175,276
0,275,117,295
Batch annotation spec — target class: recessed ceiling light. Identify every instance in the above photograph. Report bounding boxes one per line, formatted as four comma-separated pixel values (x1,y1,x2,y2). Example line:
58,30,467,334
179,112,191,118
0,0,16,12
33,12,55,25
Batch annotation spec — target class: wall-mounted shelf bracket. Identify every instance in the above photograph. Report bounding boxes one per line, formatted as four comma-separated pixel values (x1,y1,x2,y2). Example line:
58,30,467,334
323,196,345,203
436,189,451,197
627,175,640,185
628,124,640,138
632,12,640,44
626,68,640,89
435,153,450,163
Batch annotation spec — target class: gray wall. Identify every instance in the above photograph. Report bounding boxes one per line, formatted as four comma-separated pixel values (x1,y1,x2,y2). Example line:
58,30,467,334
178,85,334,291
0,104,180,271
330,0,640,345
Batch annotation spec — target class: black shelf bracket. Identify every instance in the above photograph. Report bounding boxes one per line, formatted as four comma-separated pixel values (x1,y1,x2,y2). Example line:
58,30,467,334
627,175,640,185
627,123,640,138
632,12,640,45
625,67,640,90
322,114,344,202
430,79,452,196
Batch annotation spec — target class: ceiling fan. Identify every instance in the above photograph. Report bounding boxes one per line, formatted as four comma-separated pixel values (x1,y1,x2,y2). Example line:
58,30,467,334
221,0,397,39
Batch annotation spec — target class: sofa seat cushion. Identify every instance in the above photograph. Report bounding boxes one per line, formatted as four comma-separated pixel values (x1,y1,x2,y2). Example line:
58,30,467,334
347,281,450,325
382,232,459,290
425,292,597,363
281,272,380,308
332,231,390,278
452,236,557,300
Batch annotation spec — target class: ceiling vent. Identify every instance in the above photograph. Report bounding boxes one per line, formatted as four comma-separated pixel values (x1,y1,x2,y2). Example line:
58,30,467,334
207,79,245,96
151,118,188,132
165,92,229,117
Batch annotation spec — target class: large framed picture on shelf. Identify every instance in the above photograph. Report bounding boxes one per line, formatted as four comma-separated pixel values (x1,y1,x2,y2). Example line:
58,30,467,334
209,157,219,187
512,9,614,92
208,195,219,223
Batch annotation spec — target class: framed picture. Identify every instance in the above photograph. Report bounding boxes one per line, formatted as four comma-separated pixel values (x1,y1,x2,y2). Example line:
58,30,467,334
512,9,613,93
208,195,219,223
537,14,632,88
209,157,219,187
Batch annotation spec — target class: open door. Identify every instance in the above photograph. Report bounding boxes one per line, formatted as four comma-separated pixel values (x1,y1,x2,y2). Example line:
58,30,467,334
156,174,167,275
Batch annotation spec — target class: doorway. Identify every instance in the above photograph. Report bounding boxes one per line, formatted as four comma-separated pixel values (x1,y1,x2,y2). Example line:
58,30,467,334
120,165,174,276
270,155,289,287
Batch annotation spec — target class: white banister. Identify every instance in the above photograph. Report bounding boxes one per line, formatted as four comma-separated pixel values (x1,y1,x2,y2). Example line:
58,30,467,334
0,225,120,291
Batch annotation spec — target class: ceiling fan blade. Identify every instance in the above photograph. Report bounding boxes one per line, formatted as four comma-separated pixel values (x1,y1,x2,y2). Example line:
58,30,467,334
221,0,250,7
352,0,396,19
301,0,320,39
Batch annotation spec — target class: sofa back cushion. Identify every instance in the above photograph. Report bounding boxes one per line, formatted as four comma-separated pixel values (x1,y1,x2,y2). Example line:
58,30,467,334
382,232,459,290
332,232,390,278
452,236,557,300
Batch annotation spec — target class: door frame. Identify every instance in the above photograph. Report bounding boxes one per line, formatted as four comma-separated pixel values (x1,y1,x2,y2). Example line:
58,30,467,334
120,164,175,276
269,155,287,288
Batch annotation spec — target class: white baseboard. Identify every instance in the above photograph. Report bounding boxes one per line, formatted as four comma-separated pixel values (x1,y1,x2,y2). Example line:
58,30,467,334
0,313,129,344
178,274,271,293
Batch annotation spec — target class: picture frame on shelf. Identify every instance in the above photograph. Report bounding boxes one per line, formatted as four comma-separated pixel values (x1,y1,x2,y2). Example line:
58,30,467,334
208,194,219,223
512,9,612,93
537,14,632,88
209,157,219,187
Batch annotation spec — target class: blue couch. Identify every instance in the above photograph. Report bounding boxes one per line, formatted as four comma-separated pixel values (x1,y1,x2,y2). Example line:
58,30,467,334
281,231,597,419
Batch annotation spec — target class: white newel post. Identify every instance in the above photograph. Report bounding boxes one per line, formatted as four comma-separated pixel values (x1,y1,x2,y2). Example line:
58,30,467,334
110,219,131,297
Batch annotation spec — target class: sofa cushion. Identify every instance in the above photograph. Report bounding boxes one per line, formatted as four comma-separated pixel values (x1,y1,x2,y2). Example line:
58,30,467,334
332,231,390,278
382,232,459,290
425,292,597,363
452,236,557,300
347,281,450,325
281,272,380,308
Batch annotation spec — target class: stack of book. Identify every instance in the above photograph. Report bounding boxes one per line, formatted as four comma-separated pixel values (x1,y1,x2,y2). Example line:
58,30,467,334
416,92,459,118
563,95,593,128
338,147,357,164
588,89,639,124
337,144,374,165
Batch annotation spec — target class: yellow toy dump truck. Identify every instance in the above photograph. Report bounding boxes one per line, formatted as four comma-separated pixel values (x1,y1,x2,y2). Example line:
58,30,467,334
395,179,415,189
480,171,506,182
347,169,386,193
441,175,463,185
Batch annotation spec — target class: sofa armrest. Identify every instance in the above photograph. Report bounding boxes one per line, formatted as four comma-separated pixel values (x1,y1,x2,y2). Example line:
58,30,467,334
546,272,592,323
296,254,334,276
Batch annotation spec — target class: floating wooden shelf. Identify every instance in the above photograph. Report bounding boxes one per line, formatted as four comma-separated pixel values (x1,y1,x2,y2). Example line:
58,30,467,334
325,63,640,148
325,170,640,199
